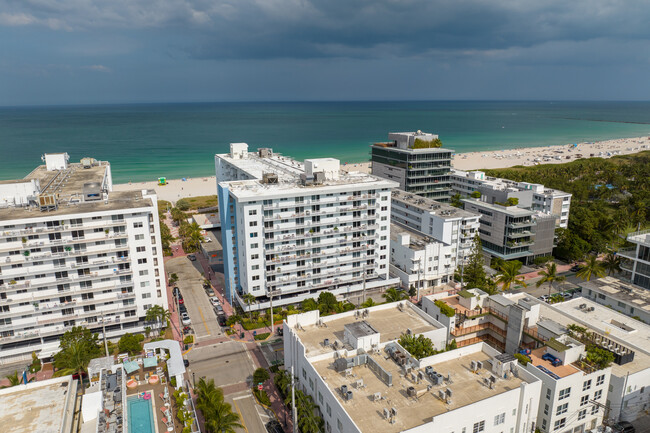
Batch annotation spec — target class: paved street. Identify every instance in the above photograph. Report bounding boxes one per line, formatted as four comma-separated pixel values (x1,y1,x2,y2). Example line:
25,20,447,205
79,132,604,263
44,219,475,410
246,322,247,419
187,341,256,390
230,393,268,433
165,256,223,340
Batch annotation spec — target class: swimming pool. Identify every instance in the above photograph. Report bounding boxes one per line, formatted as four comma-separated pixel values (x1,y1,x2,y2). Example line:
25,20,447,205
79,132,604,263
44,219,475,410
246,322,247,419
127,393,156,433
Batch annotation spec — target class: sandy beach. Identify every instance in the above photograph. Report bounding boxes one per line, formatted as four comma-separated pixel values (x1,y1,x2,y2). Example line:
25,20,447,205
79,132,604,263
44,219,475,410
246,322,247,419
114,136,649,203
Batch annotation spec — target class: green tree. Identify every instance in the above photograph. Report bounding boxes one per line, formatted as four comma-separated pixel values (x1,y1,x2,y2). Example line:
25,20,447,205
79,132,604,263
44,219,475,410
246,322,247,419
57,326,102,360
54,340,93,392
317,291,338,314
168,273,179,285
301,298,318,312
118,333,144,355
506,197,519,206
242,294,257,320
253,368,270,385
602,252,623,276
450,193,463,208
536,262,566,297
408,284,417,297
1,371,28,388
495,260,527,291
145,305,171,329
463,236,489,291
361,298,377,308
398,334,436,359
470,191,481,199
576,255,606,281
196,378,243,433
554,228,591,261
382,287,408,303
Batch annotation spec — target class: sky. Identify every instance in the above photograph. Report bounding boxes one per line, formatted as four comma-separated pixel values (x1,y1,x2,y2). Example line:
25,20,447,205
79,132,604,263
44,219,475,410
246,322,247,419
1,0,650,105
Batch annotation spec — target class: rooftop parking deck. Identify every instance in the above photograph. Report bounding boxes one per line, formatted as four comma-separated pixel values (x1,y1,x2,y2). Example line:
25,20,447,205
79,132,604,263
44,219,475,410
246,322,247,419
313,349,525,433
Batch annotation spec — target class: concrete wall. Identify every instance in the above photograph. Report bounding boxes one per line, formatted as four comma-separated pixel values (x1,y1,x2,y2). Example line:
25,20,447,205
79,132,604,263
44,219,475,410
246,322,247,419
372,162,406,190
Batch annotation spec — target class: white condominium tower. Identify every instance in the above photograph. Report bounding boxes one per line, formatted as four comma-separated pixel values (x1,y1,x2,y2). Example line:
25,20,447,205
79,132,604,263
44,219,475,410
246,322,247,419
0,153,167,365
215,144,399,310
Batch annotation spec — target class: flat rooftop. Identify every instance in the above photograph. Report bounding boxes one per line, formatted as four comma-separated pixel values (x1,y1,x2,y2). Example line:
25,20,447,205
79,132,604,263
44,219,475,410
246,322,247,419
0,375,76,433
0,190,155,221
25,163,110,197
508,294,650,375
298,304,440,357
462,198,535,216
216,151,303,182
580,277,650,313
313,348,524,433
529,347,580,378
390,223,439,249
392,190,478,220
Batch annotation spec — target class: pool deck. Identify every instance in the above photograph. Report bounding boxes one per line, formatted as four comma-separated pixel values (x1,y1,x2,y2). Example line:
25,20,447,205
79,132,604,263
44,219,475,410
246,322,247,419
125,364,186,433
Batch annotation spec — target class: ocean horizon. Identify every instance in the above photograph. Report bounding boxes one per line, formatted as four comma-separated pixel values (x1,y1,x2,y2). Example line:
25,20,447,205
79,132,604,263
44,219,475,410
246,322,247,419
1,100,649,184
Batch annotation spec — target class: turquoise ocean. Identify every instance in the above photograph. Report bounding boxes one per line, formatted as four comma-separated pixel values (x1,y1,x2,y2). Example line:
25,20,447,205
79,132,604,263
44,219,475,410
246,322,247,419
1,101,649,184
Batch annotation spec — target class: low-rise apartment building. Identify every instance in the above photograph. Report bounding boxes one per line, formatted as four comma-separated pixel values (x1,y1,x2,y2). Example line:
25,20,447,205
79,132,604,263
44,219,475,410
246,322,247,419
618,229,650,290
284,302,542,433
462,198,556,264
451,169,571,229
579,276,650,324
215,144,399,310
0,154,167,365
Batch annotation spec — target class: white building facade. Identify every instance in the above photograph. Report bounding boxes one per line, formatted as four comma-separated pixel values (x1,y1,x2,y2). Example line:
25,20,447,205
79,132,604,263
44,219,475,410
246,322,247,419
216,144,399,310
0,155,167,365
618,229,650,290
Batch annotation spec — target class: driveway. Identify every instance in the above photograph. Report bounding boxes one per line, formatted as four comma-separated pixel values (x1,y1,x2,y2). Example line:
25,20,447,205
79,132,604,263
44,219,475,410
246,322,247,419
165,256,223,340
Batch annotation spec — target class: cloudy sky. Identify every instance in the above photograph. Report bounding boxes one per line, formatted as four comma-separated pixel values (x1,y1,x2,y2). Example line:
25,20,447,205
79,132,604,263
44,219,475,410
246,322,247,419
1,0,650,105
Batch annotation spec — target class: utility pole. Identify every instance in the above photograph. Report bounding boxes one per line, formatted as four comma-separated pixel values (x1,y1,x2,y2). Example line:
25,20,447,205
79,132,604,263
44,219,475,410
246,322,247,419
101,312,108,357
291,365,297,433
619,371,630,422
590,400,611,427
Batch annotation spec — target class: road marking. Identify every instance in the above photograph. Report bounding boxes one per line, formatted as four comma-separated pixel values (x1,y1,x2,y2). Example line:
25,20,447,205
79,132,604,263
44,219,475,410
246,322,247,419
197,306,211,336
233,395,249,400
233,399,250,433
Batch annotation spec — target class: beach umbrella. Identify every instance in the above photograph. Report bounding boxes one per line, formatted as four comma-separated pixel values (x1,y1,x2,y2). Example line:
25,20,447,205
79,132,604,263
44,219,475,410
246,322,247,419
23,370,28,384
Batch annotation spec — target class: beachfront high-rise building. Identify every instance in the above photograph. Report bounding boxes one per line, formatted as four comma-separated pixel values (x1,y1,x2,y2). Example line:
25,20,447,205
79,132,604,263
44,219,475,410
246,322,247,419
371,131,453,202
0,154,167,365
215,144,400,310
451,169,572,229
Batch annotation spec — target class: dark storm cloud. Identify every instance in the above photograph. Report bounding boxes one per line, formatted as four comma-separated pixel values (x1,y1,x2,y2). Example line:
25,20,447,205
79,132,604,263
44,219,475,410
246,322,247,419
2,0,650,60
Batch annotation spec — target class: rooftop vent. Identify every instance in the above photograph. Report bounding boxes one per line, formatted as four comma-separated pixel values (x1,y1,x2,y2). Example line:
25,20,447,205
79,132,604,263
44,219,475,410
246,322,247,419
262,173,278,184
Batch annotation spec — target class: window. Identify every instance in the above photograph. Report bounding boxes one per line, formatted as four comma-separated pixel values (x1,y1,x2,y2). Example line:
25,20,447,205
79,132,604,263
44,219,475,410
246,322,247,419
251,243,259,249
581,395,589,406
594,390,602,400
136,246,146,252
250,232,258,238
556,403,568,415
251,254,259,260
135,234,144,240
472,421,485,433
252,275,260,281
249,221,258,227
139,270,149,276
591,405,599,415
583,380,592,391
140,281,150,287
553,418,566,431
133,222,143,228
138,258,147,264
546,388,552,400
494,413,505,426
142,293,151,299
559,387,571,400
337,419,342,431
596,374,605,386
249,210,257,216
541,419,547,430
326,403,331,417
578,409,587,420
544,404,549,415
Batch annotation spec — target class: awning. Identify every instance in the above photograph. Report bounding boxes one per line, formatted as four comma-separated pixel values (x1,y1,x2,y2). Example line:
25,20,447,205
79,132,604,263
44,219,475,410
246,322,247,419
122,360,140,374
143,356,158,368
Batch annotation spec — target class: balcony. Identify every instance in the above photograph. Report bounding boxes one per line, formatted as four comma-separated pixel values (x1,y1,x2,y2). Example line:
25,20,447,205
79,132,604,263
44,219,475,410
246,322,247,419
617,248,638,260
506,221,533,229
506,231,533,239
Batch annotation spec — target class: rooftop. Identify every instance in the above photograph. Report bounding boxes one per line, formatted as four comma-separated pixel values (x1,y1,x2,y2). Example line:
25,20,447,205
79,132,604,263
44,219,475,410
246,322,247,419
392,190,478,220
529,347,580,378
25,163,110,198
297,303,441,357
626,229,650,247
580,276,650,313
389,223,440,249
218,150,397,199
462,198,535,216
312,345,525,433
0,190,155,221
0,375,77,433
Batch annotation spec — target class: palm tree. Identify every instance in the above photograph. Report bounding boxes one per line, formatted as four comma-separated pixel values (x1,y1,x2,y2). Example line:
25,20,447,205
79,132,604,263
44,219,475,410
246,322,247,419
536,262,566,297
1,371,23,388
602,252,623,276
53,340,92,393
242,294,257,320
361,298,377,308
196,378,243,433
495,261,527,291
382,287,408,303
145,305,170,329
576,255,606,281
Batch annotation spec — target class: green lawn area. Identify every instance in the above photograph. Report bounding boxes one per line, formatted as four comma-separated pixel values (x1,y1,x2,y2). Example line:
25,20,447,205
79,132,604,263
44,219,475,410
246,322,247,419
176,195,218,210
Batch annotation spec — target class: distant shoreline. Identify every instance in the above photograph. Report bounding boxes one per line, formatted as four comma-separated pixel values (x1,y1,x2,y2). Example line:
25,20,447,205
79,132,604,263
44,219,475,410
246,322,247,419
114,135,649,203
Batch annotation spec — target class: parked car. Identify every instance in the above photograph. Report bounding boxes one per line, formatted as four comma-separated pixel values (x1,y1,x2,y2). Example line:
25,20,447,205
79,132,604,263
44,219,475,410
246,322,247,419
214,304,224,313
183,359,190,368
539,295,549,302
182,326,192,334
217,315,227,327
266,420,284,433
173,287,181,297
570,265,581,272
180,305,187,314
188,254,196,261
209,296,220,306
561,291,573,299
181,312,191,325
613,421,635,433
178,297,184,305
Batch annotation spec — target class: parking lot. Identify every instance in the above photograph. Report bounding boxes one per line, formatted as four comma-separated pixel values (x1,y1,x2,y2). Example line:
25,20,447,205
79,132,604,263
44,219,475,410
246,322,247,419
165,256,223,340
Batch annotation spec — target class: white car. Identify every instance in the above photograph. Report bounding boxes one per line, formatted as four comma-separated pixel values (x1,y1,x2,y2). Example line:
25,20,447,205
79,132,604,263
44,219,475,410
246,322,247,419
181,312,191,326
209,296,220,306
